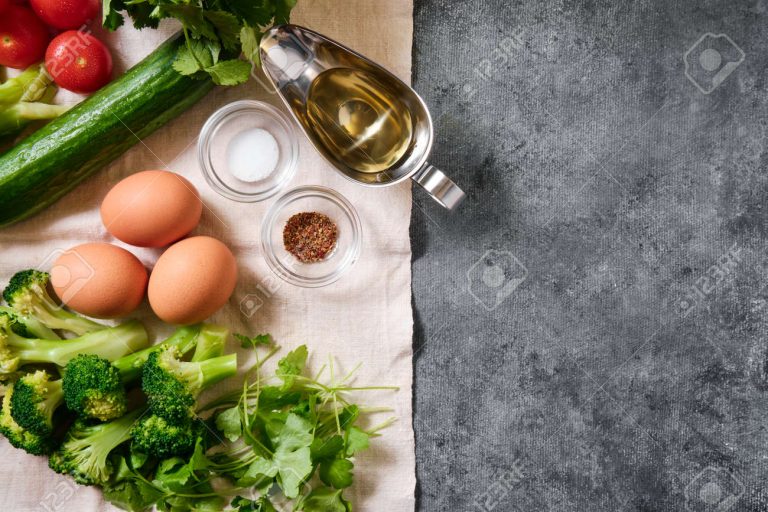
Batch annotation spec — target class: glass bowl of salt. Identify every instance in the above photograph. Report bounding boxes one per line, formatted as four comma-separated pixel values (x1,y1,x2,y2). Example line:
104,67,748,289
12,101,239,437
198,100,299,202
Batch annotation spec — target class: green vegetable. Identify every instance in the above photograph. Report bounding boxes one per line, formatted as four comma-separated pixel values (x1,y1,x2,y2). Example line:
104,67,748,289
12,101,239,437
3,270,105,335
63,325,204,421
0,35,215,227
103,0,298,85
0,65,67,140
235,333,271,349
9,370,63,437
0,313,148,377
130,414,201,458
142,346,237,422
62,354,126,422
0,383,55,455
0,306,59,340
49,408,144,485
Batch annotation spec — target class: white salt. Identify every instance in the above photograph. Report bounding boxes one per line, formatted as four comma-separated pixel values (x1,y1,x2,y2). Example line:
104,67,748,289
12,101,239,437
227,128,280,182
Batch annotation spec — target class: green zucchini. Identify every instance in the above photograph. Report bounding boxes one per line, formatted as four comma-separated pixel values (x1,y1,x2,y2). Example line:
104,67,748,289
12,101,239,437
0,33,215,227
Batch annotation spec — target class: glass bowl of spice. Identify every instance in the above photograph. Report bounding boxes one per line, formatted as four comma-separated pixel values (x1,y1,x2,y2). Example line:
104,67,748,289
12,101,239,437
261,186,362,287
198,100,298,202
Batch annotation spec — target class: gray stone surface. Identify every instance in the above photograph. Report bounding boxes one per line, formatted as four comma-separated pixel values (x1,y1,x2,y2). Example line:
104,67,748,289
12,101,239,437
410,1,768,510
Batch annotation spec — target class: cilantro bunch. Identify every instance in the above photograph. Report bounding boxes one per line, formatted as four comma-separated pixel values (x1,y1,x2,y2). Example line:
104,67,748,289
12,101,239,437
102,0,298,85
101,341,398,511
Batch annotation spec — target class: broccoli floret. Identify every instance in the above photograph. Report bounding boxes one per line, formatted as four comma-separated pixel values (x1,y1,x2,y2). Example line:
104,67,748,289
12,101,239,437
0,314,148,376
49,408,144,486
143,347,237,422
0,306,59,340
10,370,63,437
2,270,104,335
130,414,201,458
63,325,206,421
0,384,55,455
63,355,126,422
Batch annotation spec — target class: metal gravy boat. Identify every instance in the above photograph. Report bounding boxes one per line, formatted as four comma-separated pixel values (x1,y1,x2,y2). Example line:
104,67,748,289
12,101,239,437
259,24,465,210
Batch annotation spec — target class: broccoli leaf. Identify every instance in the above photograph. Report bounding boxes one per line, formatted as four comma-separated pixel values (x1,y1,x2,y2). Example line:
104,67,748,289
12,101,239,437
319,458,354,489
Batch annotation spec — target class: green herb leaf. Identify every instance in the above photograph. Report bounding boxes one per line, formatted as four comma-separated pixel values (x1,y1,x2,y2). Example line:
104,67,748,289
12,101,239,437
173,40,215,75
236,333,273,349
102,0,125,31
242,413,313,498
206,59,251,85
204,10,242,51
344,426,370,456
277,345,308,389
216,406,243,441
319,458,354,489
310,435,344,462
240,26,261,65
232,496,278,512
301,487,351,512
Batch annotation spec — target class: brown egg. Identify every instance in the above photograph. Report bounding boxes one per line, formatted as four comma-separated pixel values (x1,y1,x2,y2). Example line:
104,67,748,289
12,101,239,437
51,243,148,318
101,170,203,248
148,236,237,325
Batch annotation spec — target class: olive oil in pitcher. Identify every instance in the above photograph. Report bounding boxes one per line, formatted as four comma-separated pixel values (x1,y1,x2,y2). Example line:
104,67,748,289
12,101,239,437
306,67,414,174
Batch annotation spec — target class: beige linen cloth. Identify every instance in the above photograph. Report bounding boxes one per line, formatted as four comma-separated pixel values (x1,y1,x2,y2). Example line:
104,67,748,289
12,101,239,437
0,1,416,510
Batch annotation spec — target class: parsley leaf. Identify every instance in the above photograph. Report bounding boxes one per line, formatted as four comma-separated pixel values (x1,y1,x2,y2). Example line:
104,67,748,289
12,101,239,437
301,487,352,512
235,333,273,349
102,0,297,85
207,59,251,85
242,413,314,498
216,406,243,441
277,345,308,390
319,458,354,489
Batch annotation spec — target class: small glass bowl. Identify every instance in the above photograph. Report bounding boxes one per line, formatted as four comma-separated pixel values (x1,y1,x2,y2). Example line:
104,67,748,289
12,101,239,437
198,100,298,202
261,186,362,287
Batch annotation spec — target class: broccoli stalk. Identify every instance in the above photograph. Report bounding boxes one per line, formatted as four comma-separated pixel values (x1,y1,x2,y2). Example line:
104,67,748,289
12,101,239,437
0,102,71,138
113,324,206,383
2,270,105,335
63,325,205,421
0,383,55,455
143,347,237,422
9,370,63,437
49,408,144,486
0,314,148,375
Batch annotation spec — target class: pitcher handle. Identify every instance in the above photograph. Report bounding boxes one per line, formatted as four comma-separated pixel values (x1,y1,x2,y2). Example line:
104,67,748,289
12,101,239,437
412,163,466,210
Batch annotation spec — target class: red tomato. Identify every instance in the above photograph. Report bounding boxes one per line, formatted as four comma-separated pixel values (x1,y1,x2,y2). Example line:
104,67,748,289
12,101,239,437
45,31,112,94
0,6,49,69
29,0,99,30
0,0,9,13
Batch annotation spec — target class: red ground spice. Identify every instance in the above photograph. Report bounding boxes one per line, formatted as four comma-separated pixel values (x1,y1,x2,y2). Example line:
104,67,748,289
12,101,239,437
283,212,339,263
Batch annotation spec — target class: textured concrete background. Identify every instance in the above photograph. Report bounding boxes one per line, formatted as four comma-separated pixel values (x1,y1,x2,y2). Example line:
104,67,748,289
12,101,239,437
410,1,768,511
